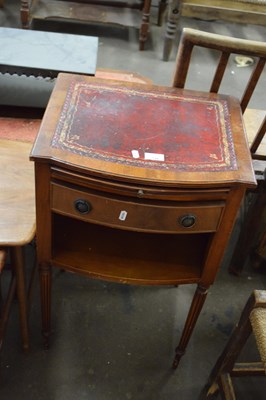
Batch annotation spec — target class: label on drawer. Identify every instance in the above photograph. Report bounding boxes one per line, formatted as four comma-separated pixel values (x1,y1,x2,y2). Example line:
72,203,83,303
119,210,128,221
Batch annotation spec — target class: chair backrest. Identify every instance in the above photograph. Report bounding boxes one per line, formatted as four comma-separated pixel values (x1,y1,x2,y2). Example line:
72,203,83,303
172,28,266,161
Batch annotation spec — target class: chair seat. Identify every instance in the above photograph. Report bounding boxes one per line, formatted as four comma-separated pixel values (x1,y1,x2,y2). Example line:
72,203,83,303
250,307,266,370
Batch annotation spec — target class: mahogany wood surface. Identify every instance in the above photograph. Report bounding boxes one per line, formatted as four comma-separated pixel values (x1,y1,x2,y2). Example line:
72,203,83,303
31,73,256,367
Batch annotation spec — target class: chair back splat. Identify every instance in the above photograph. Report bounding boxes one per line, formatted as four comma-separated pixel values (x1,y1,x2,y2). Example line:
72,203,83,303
172,28,266,161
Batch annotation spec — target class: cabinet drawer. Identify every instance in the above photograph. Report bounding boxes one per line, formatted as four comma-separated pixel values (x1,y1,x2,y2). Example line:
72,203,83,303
51,183,224,233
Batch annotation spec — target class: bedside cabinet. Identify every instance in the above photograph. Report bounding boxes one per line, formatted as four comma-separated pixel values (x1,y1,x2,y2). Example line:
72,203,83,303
30,73,256,368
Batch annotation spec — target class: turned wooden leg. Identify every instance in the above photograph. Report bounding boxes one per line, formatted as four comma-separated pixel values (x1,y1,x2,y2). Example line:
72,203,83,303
40,262,52,348
20,0,30,29
139,0,152,50
172,284,208,369
10,246,30,351
163,0,182,61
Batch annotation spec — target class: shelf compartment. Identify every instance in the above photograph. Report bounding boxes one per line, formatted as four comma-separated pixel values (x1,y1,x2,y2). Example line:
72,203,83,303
52,214,211,285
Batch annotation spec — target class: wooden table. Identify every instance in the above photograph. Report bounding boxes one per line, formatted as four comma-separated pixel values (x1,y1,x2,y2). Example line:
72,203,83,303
0,27,98,78
0,139,35,350
30,73,256,368
20,0,152,50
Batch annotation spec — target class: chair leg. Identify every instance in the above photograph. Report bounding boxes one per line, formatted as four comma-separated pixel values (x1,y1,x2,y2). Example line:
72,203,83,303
0,272,16,350
10,246,29,351
199,291,261,399
163,0,182,61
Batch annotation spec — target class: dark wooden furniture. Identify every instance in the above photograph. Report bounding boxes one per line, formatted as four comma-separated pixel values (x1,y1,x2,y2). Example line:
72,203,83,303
0,27,98,78
162,0,266,61
170,28,266,275
20,0,152,50
0,139,36,351
200,290,266,399
30,72,255,368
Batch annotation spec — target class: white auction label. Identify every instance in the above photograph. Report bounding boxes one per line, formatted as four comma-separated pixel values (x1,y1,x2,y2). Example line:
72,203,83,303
144,152,165,161
131,150,140,159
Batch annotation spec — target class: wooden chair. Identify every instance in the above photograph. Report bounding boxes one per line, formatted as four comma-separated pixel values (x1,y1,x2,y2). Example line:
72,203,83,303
171,28,266,153
162,0,266,61
199,290,266,399
171,28,266,274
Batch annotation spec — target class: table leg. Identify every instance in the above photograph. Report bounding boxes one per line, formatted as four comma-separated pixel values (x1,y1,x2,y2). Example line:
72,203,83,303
40,261,52,348
20,0,30,29
10,246,29,351
172,284,208,368
139,0,152,50
163,0,182,61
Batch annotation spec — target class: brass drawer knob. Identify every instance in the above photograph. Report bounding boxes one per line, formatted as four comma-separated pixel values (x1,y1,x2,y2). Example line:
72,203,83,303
179,214,196,228
74,199,92,214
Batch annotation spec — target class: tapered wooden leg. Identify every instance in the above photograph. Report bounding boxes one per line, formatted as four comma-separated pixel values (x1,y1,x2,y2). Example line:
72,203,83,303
10,246,29,351
40,261,52,348
172,284,208,369
163,0,181,61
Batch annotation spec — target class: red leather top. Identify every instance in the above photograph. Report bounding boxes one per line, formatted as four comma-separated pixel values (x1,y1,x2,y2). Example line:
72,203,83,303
51,81,237,172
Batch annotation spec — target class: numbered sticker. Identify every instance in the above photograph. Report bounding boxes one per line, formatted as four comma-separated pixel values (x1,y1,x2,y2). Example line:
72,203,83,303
131,150,140,159
119,210,128,221
144,152,165,161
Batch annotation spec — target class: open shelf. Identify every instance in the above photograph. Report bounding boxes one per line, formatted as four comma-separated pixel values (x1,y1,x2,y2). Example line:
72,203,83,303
52,214,211,285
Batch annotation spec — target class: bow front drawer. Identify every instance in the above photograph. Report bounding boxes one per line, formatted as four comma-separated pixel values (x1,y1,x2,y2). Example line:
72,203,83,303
51,183,225,233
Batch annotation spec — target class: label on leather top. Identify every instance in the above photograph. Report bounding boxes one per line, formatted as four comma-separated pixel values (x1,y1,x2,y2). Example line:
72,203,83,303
51,81,237,172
